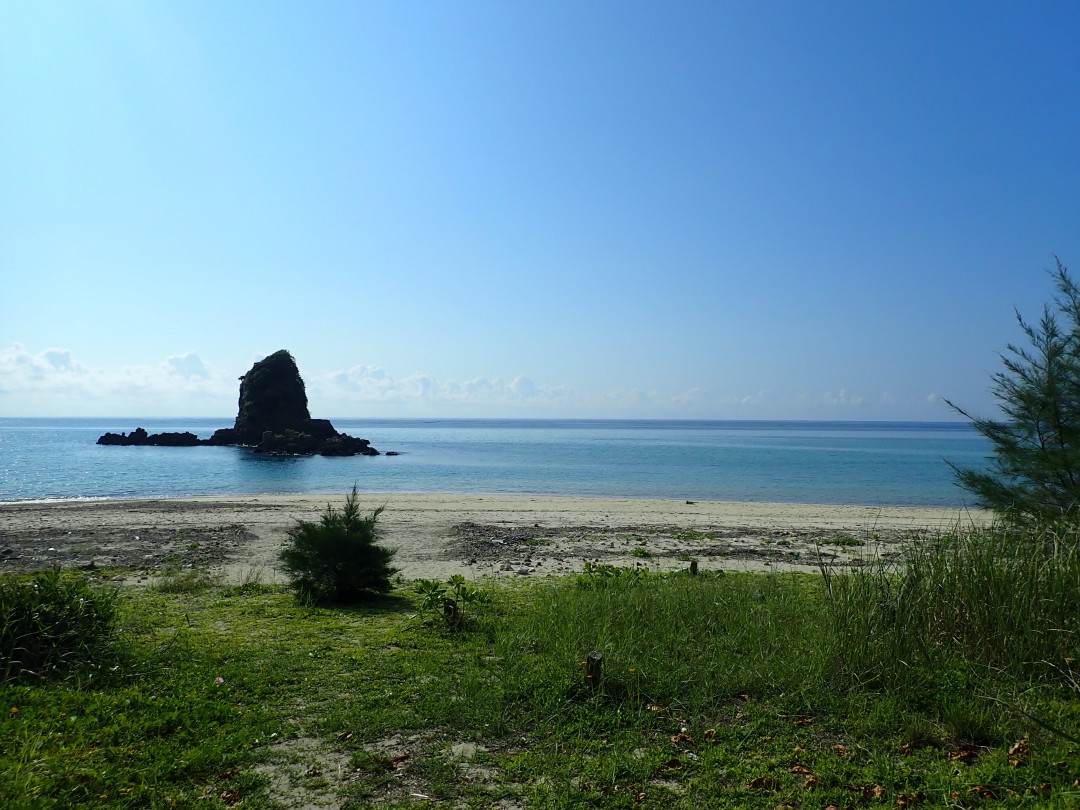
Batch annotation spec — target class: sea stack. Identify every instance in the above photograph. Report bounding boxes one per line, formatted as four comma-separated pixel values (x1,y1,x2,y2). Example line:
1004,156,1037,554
98,350,379,456
207,350,378,456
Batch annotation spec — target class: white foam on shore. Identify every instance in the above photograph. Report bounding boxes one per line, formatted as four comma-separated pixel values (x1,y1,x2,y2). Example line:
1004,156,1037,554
0,496,114,506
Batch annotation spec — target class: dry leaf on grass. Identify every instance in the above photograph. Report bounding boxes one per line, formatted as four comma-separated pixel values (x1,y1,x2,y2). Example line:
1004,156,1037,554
946,747,976,764
746,775,778,791
1008,735,1029,767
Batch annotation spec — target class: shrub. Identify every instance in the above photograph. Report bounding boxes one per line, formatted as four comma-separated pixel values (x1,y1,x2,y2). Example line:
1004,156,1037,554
0,568,119,681
279,486,398,605
947,258,1080,519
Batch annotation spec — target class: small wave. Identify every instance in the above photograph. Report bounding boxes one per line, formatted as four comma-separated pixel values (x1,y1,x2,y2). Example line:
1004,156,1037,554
0,495,115,506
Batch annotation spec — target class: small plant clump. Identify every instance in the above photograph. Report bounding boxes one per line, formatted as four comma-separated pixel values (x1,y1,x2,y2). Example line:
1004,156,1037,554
575,561,647,589
1,568,119,682
820,534,864,548
415,575,490,630
154,554,219,594
278,486,397,605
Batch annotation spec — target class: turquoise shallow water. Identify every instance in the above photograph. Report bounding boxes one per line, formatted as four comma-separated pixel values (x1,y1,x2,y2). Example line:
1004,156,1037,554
0,418,989,507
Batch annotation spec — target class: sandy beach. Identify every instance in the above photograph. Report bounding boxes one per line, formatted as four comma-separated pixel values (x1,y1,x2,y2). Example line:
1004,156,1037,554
0,493,988,583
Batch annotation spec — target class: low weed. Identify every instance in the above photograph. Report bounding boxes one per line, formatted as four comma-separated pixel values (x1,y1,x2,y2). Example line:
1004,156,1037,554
821,520,1080,692
575,561,648,589
154,555,219,594
505,568,827,716
819,534,864,548
414,575,490,630
0,569,119,682
670,529,714,541
221,564,273,597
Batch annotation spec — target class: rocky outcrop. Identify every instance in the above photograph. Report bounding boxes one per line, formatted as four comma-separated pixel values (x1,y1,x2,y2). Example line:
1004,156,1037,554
98,350,381,456
97,428,201,447
227,349,313,445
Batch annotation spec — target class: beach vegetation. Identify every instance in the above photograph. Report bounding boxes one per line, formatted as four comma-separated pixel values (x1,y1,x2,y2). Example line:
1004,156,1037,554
948,257,1080,520
819,534,864,547
154,554,219,594
278,486,398,605
1,568,119,683
415,574,491,631
576,561,648,588
3,519,1079,807
670,529,715,541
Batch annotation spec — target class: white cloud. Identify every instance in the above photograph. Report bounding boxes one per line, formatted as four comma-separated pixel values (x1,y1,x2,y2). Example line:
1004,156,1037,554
319,365,573,410
0,344,233,414
0,344,88,389
672,387,707,406
1,346,963,420
509,375,537,399
824,388,864,407
165,352,211,379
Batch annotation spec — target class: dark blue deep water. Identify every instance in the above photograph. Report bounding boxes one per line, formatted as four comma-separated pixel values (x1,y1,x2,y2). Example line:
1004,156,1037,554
0,418,989,507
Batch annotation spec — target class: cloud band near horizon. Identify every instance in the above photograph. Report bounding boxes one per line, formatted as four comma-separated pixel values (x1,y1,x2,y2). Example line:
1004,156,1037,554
0,343,951,420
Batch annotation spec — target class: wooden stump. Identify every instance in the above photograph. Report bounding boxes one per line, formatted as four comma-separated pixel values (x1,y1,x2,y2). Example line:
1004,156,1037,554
585,651,603,687
690,560,699,576
444,597,460,629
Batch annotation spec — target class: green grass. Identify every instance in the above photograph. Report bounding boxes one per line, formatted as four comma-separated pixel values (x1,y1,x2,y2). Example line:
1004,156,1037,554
819,534,865,548
1,569,119,682
669,530,715,542
3,521,1080,808
154,555,220,594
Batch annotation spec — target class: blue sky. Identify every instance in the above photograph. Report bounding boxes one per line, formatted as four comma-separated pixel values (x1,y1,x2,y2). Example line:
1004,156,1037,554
2,1,1079,420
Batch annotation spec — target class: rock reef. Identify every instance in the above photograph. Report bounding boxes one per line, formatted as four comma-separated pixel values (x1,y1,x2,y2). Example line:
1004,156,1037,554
97,350,380,456
96,428,201,447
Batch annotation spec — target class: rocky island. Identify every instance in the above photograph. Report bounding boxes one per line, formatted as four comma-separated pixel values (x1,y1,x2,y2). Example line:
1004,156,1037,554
97,350,380,456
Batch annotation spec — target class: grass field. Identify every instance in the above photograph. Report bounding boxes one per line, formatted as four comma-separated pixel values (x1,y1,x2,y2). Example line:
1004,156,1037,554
2,522,1079,808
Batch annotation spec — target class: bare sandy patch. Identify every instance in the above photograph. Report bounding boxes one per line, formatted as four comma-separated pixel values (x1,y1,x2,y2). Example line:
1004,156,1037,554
0,493,987,582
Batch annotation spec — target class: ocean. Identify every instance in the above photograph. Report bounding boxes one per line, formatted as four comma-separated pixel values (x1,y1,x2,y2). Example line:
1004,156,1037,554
0,418,989,507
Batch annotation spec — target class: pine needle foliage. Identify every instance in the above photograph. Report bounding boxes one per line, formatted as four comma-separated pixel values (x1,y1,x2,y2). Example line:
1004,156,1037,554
947,258,1080,519
278,486,397,605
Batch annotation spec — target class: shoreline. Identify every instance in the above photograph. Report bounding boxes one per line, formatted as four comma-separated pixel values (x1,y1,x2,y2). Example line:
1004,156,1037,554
0,488,977,510
0,493,989,583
